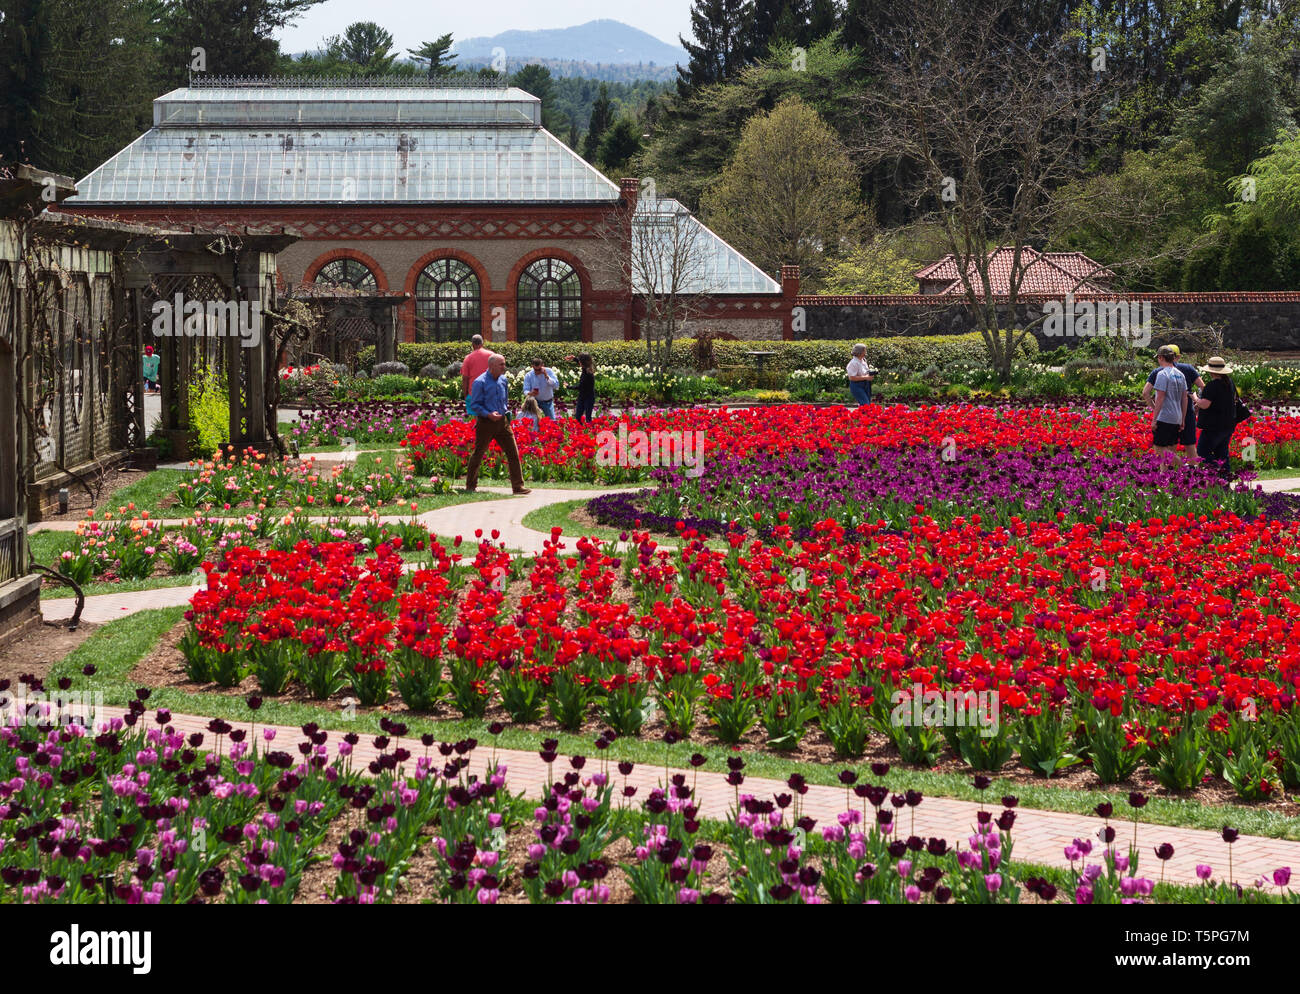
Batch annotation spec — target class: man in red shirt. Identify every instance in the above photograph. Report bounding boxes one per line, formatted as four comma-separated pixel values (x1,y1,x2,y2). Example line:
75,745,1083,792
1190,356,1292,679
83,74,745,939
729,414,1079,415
460,335,495,420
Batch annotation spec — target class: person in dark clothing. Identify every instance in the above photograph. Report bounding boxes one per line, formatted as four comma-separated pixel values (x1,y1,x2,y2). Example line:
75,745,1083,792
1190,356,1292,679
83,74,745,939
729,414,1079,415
568,353,596,423
1193,356,1239,478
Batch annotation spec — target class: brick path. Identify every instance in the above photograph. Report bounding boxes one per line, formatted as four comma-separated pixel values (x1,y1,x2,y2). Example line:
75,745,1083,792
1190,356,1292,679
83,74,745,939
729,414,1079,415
96,704,1299,890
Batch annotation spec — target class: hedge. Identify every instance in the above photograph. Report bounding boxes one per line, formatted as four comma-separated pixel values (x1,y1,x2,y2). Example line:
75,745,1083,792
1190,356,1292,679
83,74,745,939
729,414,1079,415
357,333,1034,376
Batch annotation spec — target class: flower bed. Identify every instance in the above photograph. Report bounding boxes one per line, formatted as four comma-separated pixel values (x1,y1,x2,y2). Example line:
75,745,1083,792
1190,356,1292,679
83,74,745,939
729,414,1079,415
292,401,456,445
173,512,1300,802
401,404,1300,484
173,448,435,513
632,447,1262,532
2,690,1284,904
55,508,437,590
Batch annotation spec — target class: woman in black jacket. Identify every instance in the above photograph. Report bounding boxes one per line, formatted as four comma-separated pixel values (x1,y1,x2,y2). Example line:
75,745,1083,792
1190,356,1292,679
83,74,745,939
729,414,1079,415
1193,356,1238,478
568,353,596,424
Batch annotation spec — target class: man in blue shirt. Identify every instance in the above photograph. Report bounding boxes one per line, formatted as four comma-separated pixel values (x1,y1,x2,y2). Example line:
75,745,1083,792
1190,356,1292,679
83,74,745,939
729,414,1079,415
465,354,531,494
522,358,559,419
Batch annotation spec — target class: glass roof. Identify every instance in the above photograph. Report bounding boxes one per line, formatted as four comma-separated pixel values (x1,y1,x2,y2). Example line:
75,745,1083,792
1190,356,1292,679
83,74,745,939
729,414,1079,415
154,86,541,127
66,81,779,293
71,126,621,204
633,198,780,295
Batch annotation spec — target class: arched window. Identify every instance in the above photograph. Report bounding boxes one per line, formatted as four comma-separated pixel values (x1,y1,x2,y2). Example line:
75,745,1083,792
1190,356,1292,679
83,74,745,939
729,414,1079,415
517,258,581,341
415,258,480,343
316,258,377,290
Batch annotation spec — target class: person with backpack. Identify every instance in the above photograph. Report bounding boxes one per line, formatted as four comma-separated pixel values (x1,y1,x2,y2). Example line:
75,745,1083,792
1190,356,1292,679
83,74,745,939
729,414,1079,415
1193,356,1243,478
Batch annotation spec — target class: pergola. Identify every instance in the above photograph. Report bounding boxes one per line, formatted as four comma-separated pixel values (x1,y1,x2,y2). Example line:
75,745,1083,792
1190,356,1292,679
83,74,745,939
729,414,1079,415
119,225,298,460
282,281,408,370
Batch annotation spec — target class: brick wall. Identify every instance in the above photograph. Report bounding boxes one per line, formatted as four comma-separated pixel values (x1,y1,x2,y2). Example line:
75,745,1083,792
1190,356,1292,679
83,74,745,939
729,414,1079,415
795,292,1300,350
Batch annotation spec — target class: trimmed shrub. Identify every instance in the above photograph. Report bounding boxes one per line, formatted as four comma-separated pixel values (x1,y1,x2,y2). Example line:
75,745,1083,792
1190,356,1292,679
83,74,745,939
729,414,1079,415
372,361,410,377
358,333,1035,377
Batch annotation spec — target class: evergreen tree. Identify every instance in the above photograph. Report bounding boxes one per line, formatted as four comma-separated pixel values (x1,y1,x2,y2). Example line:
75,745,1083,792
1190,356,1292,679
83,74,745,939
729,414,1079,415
677,0,754,94
329,22,396,75
583,83,613,161
0,0,157,177
597,117,642,174
512,63,560,131
154,0,323,87
407,33,456,79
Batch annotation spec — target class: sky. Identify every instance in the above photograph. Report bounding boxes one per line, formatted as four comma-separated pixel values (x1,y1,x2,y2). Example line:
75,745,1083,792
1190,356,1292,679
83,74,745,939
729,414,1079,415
274,0,694,55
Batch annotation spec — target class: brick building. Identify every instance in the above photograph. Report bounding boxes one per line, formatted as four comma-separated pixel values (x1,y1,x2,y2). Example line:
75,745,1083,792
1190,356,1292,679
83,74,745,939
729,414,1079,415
60,77,793,347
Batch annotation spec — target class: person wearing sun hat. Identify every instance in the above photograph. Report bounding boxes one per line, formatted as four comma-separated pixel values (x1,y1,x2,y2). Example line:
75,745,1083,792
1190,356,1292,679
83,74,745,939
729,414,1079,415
1142,343,1203,457
1193,356,1239,477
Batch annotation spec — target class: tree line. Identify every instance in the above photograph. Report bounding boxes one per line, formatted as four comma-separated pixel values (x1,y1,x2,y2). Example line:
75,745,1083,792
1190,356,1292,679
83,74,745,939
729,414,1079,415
7,0,1300,293
645,0,1300,293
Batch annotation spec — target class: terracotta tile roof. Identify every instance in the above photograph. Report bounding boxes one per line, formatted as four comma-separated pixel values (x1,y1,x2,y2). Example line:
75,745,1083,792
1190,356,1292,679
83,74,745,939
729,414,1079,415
1044,251,1115,283
915,246,1112,296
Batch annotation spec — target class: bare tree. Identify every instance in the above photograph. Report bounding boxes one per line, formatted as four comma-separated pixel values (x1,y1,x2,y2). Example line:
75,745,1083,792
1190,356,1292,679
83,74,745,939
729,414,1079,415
854,0,1128,380
596,192,723,377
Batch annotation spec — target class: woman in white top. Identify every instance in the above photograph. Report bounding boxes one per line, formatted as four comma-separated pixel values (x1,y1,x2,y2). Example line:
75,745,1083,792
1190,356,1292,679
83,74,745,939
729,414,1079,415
846,344,876,406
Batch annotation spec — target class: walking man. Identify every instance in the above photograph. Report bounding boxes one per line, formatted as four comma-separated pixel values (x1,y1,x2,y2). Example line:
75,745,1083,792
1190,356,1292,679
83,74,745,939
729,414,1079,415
846,344,876,406
465,354,531,495
460,334,495,421
1142,343,1203,458
523,358,559,419
1150,346,1188,454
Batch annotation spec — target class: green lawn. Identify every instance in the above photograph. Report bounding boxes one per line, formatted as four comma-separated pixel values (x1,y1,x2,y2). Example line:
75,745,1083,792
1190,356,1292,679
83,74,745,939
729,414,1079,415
54,608,1300,842
98,468,187,514
1246,467,1300,481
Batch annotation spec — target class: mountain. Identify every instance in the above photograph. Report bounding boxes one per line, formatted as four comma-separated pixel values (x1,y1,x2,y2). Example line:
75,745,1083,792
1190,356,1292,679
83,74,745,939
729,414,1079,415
452,19,684,69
